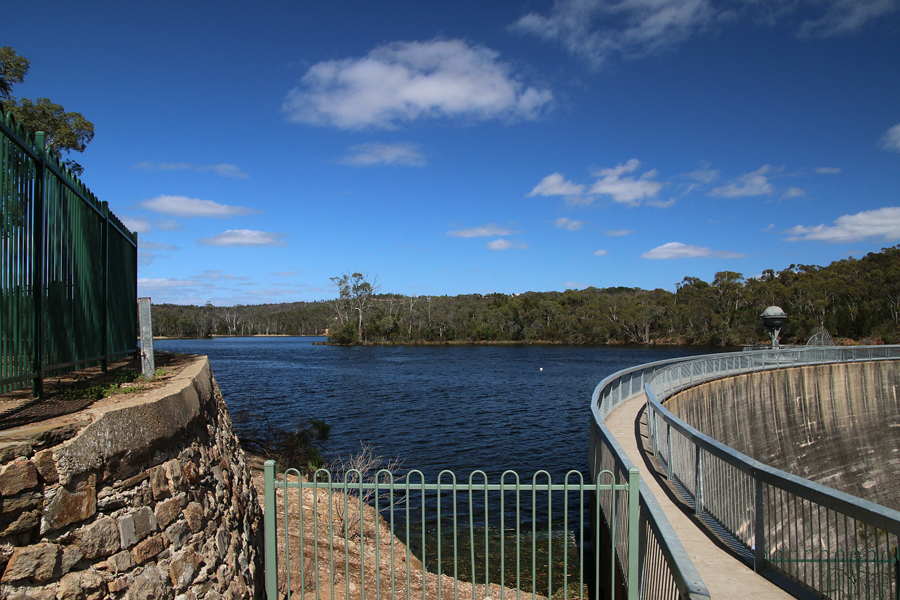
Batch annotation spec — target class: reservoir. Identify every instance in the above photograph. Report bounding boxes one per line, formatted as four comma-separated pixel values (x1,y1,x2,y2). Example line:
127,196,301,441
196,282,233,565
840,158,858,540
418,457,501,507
154,336,721,478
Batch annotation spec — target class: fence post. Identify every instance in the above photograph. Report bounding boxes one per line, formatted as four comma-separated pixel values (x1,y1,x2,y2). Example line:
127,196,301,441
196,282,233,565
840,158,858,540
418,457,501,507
264,460,278,600
138,298,155,378
627,467,640,600
31,132,45,399
754,476,766,572
101,201,109,373
694,447,703,516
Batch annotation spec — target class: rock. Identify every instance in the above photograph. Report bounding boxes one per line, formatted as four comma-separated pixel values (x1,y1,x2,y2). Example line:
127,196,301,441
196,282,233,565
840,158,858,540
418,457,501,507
125,564,172,600
1,507,40,536
155,496,184,530
164,459,184,493
149,465,170,500
132,506,158,541
165,521,190,551
0,460,38,496
1,542,60,583
32,449,58,484
118,513,137,549
108,576,128,593
182,461,200,486
0,442,33,464
74,516,120,559
168,547,202,591
183,502,203,534
41,473,97,533
108,549,135,574
60,546,83,574
1,490,43,515
132,534,167,565
56,571,85,600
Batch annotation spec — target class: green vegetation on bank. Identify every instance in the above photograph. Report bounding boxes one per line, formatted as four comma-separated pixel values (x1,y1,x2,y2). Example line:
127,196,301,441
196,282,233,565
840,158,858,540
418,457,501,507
150,246,900,346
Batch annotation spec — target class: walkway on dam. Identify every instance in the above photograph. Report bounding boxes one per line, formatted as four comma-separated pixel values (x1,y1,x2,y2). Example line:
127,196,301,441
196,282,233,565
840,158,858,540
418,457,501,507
604,393,795,600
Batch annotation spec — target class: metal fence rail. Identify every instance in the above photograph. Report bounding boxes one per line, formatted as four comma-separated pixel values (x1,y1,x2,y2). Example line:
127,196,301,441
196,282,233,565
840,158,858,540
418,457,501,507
264,464,639,600
590,359,710,600
1,108,137,396
644,346,900,599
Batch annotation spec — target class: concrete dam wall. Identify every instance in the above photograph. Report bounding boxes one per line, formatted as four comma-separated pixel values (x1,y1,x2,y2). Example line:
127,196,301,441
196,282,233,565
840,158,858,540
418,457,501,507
665,360,900,511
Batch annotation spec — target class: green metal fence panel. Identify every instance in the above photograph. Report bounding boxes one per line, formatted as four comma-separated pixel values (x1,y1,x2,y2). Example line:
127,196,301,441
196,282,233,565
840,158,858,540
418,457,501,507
264,463,639,600
0,107,137,396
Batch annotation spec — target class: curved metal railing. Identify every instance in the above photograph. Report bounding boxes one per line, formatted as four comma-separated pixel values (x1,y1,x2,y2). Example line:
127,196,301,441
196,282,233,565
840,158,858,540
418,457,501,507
590,356,711,600
643,346,900,600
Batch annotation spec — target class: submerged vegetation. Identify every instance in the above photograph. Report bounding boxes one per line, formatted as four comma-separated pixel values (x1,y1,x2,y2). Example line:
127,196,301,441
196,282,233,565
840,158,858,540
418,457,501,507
151,246,900,346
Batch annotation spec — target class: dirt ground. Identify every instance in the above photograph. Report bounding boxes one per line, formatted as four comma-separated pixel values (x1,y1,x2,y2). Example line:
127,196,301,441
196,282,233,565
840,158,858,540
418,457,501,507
0,351,194,430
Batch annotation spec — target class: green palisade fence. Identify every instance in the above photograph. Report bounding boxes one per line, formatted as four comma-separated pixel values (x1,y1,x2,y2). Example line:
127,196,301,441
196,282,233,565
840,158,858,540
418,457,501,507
1,107,138,397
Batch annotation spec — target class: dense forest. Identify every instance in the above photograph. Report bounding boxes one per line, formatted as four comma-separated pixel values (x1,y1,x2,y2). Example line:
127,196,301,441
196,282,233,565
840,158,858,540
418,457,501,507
151,246,900,346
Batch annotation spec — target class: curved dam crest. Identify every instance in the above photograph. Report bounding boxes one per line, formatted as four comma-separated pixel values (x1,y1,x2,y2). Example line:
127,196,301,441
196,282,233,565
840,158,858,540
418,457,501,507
665,360,900,511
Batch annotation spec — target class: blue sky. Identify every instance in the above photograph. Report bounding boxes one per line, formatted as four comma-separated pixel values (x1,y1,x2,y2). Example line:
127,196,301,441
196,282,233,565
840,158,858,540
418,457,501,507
4,0,900,305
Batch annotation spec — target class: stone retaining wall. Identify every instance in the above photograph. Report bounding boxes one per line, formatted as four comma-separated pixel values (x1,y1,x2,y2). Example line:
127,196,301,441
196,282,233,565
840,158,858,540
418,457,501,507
0,356,263,600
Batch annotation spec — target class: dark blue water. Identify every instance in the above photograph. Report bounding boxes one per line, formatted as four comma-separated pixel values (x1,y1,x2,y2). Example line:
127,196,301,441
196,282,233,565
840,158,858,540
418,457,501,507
154,337,720,479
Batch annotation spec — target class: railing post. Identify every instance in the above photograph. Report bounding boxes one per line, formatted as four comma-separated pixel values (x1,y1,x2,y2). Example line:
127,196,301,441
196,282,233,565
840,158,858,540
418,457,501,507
666,422,674,480
754,476,766,572
264,460,278,600
31,132,45,399
627,467,640,600
694,447,703,516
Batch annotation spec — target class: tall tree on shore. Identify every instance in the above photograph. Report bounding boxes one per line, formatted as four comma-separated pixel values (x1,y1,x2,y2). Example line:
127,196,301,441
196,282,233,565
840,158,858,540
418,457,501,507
330,272,379,343
0,46,95,175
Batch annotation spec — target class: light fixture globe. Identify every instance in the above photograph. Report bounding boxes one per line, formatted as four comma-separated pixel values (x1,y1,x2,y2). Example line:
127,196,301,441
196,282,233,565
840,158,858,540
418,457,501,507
761,306,787,348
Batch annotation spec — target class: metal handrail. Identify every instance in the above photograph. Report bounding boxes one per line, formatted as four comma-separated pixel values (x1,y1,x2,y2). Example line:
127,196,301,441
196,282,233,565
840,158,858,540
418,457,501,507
590,356,711,600
643,346,900,600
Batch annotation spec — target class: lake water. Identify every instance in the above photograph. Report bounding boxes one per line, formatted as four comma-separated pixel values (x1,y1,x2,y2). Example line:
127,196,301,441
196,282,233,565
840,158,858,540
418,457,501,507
154,337,721,479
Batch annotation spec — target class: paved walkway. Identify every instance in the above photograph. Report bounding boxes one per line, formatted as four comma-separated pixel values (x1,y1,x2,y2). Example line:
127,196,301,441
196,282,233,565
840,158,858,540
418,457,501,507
604,393,796,600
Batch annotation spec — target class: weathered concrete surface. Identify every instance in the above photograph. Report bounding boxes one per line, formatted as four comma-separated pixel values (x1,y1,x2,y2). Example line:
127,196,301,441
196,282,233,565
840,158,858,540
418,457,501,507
52,358,211,484
666,360,900,510
605,393,795,599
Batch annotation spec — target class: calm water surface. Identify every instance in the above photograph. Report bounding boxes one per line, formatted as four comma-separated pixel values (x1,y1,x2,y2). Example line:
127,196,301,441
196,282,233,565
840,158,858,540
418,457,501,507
155,337,721,479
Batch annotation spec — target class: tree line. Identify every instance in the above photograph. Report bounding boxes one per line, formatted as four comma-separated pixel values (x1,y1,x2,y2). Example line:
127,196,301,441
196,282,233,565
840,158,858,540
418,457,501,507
150,246,900,346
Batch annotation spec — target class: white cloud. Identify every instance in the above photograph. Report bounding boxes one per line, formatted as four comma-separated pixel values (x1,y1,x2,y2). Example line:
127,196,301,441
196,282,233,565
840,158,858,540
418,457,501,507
816,167,842,174
511,0,896,67
685,161,719,184
641,242,746,259
555,217,587,231
338,142,426,166
709,165,774,198
784,206,900,243
594,249,608,256
447,224,518,238
783,187,806,199
191,269,250,281
197,230,287,247
798,0,899,38
138,240,180,251
589,159,663,206
272,269,303,277
605,229,635,236
646,197,676,208
135,161,248,179
487,239,528,251
121,216,152,233
283,38,553,129
511,0,717,67
139,195,260,218
882,123,900,152
527,173,586,203
155,219,183,231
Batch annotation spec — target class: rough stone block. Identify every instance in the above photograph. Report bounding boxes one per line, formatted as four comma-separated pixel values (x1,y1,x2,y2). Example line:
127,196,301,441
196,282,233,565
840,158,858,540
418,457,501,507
108,576,128,593
0,542,60,583
182,460,200,486
75,515,121,559
165,458,185,492
183,502,203,534
108,549,135,574
118,513,137,549
132,533,167,564
169,547,202,591
31,449,58,484
149,465,170,500
0,460,38,496
133,506,158,540
41,472,97,533
1,490,43,515
155,496,184,530
0,442,33,464
166,521,190,551
0,508,40,537
125,564,169,600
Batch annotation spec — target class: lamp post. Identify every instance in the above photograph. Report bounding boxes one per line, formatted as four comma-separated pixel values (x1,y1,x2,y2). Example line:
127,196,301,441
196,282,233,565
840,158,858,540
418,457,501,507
761,306,787,348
